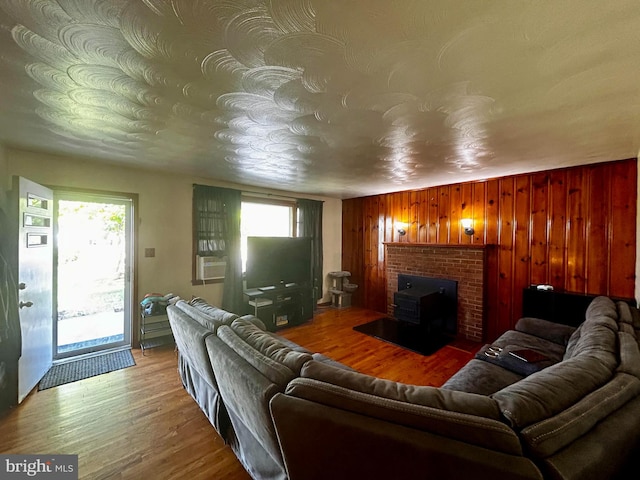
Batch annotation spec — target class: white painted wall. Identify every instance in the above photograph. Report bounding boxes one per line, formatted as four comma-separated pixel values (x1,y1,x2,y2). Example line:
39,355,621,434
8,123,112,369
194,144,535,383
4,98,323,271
6,148,342,307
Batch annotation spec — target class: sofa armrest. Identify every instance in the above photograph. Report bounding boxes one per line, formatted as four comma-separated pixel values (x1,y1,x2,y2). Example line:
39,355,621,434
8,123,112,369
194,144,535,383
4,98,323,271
515,317,576,346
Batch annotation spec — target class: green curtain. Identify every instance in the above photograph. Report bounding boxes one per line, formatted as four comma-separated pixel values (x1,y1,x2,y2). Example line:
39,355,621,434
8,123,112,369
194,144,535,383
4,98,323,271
193,185,243,313
297,199,323,306
220,190,242,313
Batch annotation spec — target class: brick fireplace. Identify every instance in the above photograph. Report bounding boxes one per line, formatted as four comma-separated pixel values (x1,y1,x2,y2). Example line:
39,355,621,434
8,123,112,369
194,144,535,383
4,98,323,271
385,243,495,342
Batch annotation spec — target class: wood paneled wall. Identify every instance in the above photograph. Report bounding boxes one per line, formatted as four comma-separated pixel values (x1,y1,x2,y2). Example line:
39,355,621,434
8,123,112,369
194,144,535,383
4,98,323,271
342,158,637,340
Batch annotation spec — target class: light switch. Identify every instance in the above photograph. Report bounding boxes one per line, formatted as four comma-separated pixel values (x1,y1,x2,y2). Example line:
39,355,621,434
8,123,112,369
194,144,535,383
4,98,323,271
145,248,155,258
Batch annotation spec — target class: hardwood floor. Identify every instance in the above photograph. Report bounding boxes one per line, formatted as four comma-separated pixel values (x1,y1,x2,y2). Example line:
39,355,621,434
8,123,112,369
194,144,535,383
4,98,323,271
0,306,479,479
279,306,479,386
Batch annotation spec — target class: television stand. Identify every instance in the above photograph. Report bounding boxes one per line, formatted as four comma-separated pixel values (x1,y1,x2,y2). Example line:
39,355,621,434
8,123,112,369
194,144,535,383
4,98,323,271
244,285,313,331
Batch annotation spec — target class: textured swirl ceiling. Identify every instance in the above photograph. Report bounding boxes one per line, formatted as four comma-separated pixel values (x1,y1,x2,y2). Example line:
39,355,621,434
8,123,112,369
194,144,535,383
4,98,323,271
1,1,639,198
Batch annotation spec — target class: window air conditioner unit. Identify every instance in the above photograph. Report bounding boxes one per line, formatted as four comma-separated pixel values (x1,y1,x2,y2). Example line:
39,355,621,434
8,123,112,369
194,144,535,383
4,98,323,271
196,256,226,280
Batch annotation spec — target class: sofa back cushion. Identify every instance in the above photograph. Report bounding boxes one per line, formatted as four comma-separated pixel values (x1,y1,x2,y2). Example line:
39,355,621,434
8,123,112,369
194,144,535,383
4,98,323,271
216,325,297,386
492,354,614,428
563,324,618,368
189,297,239,322
617,300,640,348
207,324,309,478
617,301,635,325
618,331,640,379
519,373,640,458
563,297,618,365
175,300,229,332
290,361,523,455
236,314,267,331
631,304,640,330
230,318,312,373
301,360,501,417
585,295,618,325
205,334,287,476
167,305,216,386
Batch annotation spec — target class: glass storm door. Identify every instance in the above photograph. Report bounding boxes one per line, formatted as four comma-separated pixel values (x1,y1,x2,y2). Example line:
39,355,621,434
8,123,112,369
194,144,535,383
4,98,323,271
53,192,133,359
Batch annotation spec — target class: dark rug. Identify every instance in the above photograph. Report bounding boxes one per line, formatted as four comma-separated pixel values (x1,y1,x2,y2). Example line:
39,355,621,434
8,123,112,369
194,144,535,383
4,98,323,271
353,317,452,356
38,349,136,391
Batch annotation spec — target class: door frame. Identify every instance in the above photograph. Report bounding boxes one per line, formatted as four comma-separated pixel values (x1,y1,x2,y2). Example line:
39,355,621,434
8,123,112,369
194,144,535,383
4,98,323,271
52,188,138,360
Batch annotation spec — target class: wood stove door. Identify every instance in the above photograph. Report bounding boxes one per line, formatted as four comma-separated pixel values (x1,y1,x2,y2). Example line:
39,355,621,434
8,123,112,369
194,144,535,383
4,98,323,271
393,292,421,324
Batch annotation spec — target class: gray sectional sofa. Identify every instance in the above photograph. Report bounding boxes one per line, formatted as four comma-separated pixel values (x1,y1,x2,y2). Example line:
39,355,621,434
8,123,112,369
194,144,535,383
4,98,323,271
167,295,640,480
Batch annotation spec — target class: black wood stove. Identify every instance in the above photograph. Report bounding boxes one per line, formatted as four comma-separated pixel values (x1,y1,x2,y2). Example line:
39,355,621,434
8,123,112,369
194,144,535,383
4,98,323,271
393,274,458,336
353,274,458,355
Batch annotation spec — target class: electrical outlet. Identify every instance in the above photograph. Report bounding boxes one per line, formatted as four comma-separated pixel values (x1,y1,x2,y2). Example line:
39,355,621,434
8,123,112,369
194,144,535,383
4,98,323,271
144,248,155,258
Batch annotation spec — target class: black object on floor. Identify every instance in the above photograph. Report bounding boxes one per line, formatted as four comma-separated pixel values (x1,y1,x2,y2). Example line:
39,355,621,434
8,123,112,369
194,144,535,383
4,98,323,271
38,349,136,391
353,317,452,356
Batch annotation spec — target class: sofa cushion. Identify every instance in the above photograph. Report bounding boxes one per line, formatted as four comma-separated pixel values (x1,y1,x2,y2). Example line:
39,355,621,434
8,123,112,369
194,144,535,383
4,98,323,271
519,373,640,458
492,355,614,428
538,394,640,480
189,297,240,324
287,371,524,456
563,322,618,369
617,301,635,325
442,358,525,395
617,331,640,379
266,331,313,354
166,305,216,385
236,314,267,331
301,360,502,418
619,300,640,346
230,318,312,374
490,330,566,363
514,317,576,346
629,302,640,330
619,321,635,336
175,299,232,332
474,344,556,377
205,334,287,478
563,296,617,360
216,325,297,386
563,322,583,358
585,296,618,328
311,353,356,371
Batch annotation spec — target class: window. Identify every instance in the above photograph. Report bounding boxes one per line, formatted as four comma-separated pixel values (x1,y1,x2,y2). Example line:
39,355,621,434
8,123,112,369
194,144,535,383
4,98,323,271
193,185,229,257
192,185,241,286
191,188,321,310
241,198,297,272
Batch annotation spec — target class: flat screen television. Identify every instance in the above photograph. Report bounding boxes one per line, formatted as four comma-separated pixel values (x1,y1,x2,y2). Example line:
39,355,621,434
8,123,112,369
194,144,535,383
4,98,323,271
245,236,312,289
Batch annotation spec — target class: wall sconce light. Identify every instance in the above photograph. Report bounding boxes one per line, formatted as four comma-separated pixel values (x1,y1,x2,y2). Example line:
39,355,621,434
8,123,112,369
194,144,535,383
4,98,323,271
395,222,408,236
397,227,406,236
461,218,474,236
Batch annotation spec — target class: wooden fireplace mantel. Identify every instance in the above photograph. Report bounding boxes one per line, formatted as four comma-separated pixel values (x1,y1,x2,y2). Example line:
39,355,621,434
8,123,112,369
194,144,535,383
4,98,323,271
384,242,494,249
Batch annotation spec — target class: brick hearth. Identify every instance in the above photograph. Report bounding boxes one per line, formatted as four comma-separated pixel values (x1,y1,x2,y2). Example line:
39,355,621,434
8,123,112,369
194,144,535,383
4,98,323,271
385,244,493,342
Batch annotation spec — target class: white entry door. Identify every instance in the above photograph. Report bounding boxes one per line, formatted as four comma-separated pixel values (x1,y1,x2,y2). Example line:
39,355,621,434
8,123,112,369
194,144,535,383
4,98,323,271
14,176,53,403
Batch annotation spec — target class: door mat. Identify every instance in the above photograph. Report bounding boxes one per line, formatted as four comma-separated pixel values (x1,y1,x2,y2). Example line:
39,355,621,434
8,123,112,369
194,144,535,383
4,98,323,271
38,349,135,391
353,317,452,356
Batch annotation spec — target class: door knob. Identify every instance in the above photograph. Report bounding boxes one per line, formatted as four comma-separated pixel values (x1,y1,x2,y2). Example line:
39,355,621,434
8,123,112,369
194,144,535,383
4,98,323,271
19,301,33,309
18,283,26,290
